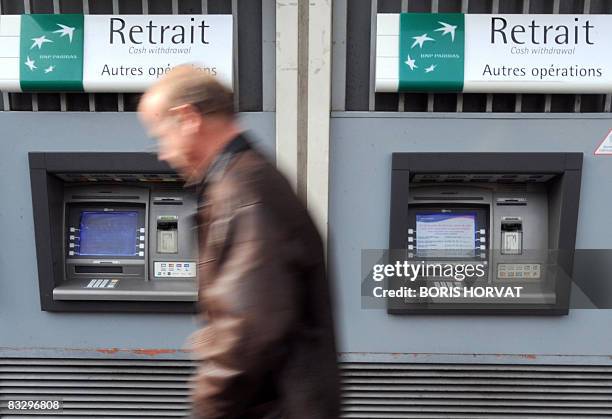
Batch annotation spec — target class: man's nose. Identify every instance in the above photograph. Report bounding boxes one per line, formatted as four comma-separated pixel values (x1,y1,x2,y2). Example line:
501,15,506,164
157,143,171,162
157,149,169,162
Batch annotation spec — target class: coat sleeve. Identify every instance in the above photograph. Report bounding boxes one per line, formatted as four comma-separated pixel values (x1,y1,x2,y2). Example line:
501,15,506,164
190,200,300,419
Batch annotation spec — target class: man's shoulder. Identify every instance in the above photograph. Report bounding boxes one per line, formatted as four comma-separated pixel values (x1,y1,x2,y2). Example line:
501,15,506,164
205,145,324,260
229,147,274,183
209,147,296,210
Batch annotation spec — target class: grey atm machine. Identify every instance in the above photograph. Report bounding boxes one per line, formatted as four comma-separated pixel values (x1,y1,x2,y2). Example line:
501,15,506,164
388,153,582,315
29,152,198,313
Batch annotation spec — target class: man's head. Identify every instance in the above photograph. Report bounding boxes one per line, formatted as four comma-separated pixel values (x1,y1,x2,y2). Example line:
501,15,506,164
138,65,238,181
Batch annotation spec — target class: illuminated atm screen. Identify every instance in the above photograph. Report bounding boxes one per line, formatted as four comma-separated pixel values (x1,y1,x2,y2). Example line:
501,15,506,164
78,211,139,257
416,212,477,258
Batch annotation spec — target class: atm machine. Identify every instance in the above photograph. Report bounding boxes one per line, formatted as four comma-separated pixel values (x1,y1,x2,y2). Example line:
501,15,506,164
387,153,582,315
29,152,199,313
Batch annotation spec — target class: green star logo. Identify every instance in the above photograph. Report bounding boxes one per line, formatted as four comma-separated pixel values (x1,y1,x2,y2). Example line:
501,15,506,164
399,13,465,92
20,14,84,91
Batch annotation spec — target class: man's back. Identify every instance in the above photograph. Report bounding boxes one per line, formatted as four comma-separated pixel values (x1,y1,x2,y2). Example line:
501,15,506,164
190,137,340,419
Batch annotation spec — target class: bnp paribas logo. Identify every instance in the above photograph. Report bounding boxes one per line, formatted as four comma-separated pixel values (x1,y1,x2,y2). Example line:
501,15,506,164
20,14,84,91
399,13,465,92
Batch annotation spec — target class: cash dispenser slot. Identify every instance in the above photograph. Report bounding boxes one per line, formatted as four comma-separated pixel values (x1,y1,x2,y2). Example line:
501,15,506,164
74,266,123,274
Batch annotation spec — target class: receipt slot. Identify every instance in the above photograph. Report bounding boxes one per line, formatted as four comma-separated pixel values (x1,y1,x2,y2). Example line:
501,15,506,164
29,152,198,313
387,153,582,315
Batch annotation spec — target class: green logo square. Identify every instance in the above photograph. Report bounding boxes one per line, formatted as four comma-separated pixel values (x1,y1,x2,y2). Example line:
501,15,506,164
399,13,465,92
20,14,84,92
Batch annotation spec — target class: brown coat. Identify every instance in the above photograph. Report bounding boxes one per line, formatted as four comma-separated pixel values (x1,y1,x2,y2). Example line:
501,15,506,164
188,136,340,419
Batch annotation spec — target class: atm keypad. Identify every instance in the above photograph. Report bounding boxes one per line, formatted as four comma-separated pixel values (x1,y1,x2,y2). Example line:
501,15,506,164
497,263,541,279
84,278,119,289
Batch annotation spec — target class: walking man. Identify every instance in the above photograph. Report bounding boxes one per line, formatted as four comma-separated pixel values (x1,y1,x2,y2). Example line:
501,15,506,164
138,66,340,419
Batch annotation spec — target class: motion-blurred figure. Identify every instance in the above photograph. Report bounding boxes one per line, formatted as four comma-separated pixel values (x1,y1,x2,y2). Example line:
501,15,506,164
138,66,340,419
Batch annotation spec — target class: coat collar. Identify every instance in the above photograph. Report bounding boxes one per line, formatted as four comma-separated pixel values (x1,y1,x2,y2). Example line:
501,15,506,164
194,134,252,203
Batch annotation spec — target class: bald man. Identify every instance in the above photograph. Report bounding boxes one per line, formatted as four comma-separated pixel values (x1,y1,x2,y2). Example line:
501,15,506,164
138,66,340,419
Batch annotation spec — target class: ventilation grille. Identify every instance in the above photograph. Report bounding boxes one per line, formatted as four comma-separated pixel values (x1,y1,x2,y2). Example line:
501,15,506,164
57,173,183,183
0,358,195,418
411,173,556,184
341,362,612,418
3,358,612,418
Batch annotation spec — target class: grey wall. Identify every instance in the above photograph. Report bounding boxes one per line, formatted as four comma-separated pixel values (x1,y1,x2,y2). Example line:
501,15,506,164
329,113,612,360
0,112,274,350
3,111,612,363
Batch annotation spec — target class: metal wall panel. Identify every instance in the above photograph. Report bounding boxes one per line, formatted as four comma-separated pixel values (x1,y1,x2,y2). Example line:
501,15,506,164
3,358,612,417
328,113,612,357
345,0,372,111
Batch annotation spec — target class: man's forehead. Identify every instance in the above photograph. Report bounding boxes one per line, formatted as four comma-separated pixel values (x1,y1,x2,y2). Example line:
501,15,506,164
140,90,170,120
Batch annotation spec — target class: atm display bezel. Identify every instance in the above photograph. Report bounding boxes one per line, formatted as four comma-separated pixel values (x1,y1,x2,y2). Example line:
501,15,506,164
407,203,489,260
65,203,146,260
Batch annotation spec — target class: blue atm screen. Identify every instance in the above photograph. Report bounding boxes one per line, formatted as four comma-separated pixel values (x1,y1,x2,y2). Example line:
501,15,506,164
78,211,139,256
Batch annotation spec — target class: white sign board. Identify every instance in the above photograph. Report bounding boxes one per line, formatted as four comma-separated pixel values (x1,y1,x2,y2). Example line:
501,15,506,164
465,14,612,94
0,14,233,92
376,13,612,93
83,15,232,92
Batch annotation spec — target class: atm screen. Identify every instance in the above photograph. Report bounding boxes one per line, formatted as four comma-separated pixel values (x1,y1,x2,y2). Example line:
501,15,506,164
78,211,139,256
416,212,476,258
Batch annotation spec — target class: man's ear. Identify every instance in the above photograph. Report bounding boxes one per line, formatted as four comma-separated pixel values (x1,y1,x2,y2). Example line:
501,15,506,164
169,104,202,137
